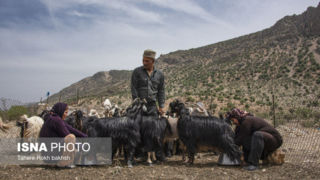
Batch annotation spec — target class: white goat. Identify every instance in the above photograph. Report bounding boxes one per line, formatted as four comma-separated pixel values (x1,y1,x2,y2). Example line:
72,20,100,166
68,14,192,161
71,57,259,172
88,109,101,118
103,99,112,110
103,99,121,117
0,116,10,132
188,102,209,116
19,114,44,139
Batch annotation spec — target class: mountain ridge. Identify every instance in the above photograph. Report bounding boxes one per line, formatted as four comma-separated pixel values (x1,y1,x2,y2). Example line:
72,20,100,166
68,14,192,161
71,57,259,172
48,3,320,116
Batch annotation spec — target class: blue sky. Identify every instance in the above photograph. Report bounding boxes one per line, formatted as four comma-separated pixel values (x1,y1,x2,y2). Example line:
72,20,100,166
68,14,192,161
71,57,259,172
0,0,319,103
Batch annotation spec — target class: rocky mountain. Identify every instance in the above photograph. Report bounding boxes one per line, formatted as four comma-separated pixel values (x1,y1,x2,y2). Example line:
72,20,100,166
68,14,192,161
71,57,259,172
49,70,131,103
49,3,320,119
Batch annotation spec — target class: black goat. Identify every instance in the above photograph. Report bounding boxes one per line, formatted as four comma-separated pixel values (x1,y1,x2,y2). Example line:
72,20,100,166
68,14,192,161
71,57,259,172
139,115,171,165
84,98,147,167
169,99,241,164
65,110,91,133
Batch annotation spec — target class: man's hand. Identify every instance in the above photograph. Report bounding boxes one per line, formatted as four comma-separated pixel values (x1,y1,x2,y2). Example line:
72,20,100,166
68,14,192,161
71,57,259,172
158,108,165,116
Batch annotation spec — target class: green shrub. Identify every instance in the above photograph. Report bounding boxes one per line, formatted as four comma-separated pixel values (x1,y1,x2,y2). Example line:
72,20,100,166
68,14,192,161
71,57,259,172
210,103,218,110
301,120,315,128
215,86,224,92
240,99,246,105
256,100,264,106
227,102,235,109
295,107,313,119
7,106,29,121
233,95,241,100
186,96,195,102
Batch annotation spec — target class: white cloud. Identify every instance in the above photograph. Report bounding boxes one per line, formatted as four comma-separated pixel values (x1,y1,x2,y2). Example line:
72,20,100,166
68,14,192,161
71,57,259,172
41,0,164,24
142,0,233,28
0,0,319,102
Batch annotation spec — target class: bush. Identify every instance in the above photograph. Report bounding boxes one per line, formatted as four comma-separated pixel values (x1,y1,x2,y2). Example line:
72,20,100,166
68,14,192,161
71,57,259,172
240,99,246,105
218,96,224,102
186,96,195,102
250,96,255,102
210,103,218,110
256,100,264,106
295,107,313,119
227,102,235,109
7,106,29,121
233,95,241,100
301,120,315,128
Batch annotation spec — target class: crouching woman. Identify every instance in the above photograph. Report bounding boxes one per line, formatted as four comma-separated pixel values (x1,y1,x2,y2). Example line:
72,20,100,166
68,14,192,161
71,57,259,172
226,108,283,171
39,102,87,168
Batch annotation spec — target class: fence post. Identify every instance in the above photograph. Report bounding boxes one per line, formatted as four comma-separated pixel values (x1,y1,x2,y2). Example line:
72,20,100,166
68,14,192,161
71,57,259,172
272,94,276,127
76,88,79,105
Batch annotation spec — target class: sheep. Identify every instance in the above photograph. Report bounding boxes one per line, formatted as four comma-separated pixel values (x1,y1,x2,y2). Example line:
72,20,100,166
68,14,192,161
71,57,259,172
16,114,44,140
0,116,10,132
169,99,241,165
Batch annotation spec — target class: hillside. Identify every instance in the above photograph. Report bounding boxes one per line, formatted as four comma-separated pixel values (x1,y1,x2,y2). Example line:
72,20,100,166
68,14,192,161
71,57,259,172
48,3,320,120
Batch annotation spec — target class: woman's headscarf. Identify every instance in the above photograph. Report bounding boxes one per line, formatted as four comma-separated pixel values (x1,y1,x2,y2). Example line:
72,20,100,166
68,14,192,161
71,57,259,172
44,102,68,122
51,102,68,118
226,108,253,124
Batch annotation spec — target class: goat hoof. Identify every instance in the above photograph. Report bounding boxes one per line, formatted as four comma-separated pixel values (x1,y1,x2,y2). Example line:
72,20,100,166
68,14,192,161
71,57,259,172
127,160,133,168
187,161,194,165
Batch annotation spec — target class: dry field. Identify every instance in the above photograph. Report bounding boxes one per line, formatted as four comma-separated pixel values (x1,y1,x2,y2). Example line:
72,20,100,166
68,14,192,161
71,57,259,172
0,121,319,180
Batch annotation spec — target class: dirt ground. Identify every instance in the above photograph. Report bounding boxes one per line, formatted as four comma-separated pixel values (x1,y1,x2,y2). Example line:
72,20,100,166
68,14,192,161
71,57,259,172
0,122,320,180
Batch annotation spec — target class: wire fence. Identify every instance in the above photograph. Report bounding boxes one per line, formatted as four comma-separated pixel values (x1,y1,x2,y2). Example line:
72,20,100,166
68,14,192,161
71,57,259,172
1,95,320,170
276,120,320,169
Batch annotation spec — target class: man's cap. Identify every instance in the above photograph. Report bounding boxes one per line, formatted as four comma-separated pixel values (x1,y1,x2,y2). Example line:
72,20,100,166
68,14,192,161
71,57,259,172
143,49,156,60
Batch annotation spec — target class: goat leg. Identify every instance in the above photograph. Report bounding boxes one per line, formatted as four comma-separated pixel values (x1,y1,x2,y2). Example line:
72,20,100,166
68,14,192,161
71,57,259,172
147,152,152,165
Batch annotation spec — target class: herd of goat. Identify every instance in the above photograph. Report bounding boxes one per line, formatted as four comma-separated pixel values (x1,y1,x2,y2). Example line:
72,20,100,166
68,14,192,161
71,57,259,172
16,98,241,168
